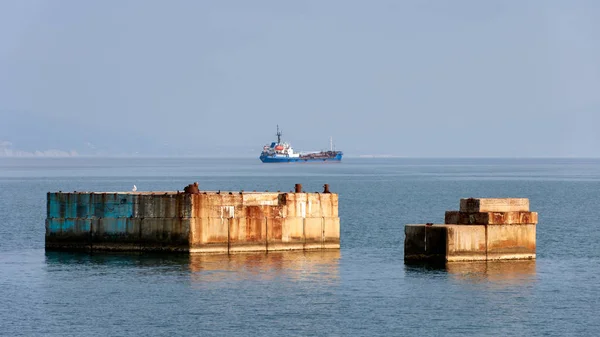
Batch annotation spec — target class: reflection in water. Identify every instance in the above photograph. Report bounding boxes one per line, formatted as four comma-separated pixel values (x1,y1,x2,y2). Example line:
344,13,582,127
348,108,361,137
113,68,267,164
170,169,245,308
405,260,536,285
189,250,341,284
44,250,341,284
447,260,536,285
44,251,190,268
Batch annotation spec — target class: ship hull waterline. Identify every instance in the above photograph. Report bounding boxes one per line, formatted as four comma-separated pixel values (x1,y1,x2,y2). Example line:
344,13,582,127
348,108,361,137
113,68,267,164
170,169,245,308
260,154,343,163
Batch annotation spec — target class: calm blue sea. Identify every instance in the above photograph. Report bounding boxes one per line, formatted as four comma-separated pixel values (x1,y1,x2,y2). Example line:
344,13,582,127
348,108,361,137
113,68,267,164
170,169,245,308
1,157,600,336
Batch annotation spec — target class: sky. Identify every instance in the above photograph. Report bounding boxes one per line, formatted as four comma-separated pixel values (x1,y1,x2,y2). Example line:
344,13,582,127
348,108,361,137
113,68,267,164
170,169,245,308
1,0,599,157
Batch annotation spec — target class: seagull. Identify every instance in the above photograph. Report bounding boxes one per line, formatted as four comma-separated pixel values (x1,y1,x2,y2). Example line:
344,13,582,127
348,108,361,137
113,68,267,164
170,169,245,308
132,185,137,192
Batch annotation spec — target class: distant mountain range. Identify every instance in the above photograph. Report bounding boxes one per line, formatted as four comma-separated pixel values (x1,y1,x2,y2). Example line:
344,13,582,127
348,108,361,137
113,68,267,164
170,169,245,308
0,111,172,157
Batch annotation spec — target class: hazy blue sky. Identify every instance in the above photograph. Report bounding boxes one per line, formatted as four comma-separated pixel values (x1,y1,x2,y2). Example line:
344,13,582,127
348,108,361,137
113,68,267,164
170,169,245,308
1,1,599,157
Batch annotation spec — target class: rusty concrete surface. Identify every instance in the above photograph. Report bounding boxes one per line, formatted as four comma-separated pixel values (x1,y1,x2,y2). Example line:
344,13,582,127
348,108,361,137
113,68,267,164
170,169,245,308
445,211,538,225
188,192,339,253
459,198,529,213
46,187,340,254
405,198,537,263
405,223,535,263
486,224,536,260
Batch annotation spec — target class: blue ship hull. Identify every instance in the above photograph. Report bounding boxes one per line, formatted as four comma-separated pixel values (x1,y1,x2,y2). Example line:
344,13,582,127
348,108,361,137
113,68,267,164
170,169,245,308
260,153,343,163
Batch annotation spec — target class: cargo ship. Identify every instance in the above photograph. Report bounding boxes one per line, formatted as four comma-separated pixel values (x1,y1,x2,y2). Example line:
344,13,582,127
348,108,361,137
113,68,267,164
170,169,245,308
259,126,343,163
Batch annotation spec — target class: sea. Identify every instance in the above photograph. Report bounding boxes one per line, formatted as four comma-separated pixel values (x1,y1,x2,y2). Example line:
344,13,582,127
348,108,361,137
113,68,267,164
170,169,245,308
1,157,599,336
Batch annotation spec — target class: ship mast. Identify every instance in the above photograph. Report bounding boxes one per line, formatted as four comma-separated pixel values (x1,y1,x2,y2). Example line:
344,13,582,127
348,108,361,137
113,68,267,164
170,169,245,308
276,125,282,144
330,136,333,152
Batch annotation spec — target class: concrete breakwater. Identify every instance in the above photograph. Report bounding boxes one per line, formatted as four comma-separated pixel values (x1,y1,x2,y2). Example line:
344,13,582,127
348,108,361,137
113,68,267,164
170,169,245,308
45,183,340,253
405,198,537,263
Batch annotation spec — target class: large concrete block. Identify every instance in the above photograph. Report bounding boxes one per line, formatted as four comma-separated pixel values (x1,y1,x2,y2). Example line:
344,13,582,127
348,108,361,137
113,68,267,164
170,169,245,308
194,217,228,244
228,217,267,253
266,217,283,243
48,193,101,219
91,218,140,247
323,217,340,249
188,217,229,253
190,193,244,219
460,198,529,213
242,193,281,206
279,193,339,218
304,217,323,249
133,194,190,218
445,211,538,225
318,193,339,218
46,189,340,254
267,217,304,251
139,218,190,251
91,193,135,218
281,193,307,218
307,195,322,218
45,218,92,250
282,217,304,243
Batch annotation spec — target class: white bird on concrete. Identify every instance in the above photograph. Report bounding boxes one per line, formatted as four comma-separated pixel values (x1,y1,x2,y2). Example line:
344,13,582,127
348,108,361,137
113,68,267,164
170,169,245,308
132,185,137,192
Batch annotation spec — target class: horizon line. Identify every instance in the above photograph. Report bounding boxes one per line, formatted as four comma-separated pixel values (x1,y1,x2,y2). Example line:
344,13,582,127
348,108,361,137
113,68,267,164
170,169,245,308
2,155,600,160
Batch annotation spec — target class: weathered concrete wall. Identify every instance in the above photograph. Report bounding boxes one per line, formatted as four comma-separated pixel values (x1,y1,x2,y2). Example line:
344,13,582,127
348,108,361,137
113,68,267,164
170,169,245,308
405,223,536,262
189,192,340,253
459,198,529,213
404,224,487,262
404,225,448,262
445,211,538,225
405,198,537,263
46,192,191,252
486,224,536,260
46,188,340,254
447,225,487,262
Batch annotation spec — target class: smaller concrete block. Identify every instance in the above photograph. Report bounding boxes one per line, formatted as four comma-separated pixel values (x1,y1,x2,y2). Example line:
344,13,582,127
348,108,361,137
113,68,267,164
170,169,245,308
460,198,529,213
487,224,536,260
404,224,487,262
446,225,487,262
404,225,448,262
445,211,538,225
